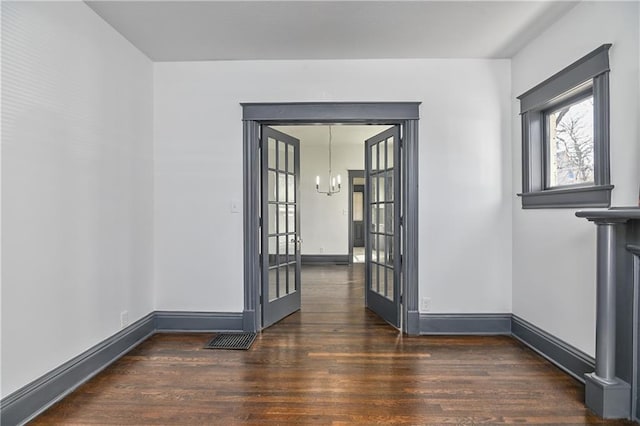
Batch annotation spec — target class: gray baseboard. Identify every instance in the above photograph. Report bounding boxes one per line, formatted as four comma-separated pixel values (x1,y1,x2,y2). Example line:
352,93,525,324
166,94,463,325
1,310,244,425
1,309,600,425
406,310,420,336
511,314,595,383
419,313,512,335
155,311,244,332
419,313,595,384
301,254,349,265
0,312,155,426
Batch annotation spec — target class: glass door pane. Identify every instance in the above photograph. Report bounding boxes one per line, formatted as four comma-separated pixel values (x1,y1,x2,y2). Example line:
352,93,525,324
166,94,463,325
261,126,302,328
365,126,401,328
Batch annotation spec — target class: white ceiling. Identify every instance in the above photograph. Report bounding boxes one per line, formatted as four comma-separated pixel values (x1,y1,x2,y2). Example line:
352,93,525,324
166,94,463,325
85,1,579,61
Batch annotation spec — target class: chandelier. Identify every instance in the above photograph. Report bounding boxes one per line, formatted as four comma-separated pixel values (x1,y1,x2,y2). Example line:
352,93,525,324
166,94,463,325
315,125,341,196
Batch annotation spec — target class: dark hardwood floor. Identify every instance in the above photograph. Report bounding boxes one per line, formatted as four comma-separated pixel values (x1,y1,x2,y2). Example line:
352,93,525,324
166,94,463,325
31,264,635,425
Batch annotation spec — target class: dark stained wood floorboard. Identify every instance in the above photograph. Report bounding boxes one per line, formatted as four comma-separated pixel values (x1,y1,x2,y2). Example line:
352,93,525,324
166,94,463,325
31,264,635,425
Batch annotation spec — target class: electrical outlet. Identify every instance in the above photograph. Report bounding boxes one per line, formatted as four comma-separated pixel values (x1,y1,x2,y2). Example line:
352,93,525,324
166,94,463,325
120,311,129,329
421,297,431,312
319,247,324,253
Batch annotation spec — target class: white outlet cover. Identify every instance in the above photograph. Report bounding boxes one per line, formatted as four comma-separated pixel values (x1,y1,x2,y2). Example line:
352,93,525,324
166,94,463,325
421,298,431,311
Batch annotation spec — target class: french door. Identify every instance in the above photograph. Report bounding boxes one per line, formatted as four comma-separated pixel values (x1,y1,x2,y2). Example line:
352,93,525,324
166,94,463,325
365,126,401,328
261,126,302,328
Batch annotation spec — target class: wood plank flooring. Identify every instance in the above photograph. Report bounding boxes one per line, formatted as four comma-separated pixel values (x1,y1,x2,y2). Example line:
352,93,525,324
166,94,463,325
31,264,635,425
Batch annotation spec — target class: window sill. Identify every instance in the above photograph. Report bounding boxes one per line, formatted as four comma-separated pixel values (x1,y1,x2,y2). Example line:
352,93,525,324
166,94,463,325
518,185,614,209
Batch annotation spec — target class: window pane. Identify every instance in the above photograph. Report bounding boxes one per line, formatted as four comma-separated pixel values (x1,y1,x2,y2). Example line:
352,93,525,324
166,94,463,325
268,138,276,169
287,174,295,202
268,237,278,267
268,204,276,234
268,171,277,202
371,144,378,171
278,173,287,202
370,263,377,291
278,141,286,172
370,177,378,203
287,145,294,172
547,96,594,187
385,267,394,301
278,205,286,234
387,136,394,169
378,176,386,202
287,205,295,233
278,236,287,263
269,268,278,301
353,192,363,221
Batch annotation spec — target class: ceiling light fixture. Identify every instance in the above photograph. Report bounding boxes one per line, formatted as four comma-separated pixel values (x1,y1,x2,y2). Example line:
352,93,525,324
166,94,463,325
315,125,341,196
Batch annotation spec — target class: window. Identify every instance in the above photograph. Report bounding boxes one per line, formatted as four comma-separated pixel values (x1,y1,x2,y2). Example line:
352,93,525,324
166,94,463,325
546,92,594,188
517,44,612,208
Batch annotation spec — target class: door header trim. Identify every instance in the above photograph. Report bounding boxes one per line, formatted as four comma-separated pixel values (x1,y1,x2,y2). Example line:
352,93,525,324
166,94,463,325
241,102,421,122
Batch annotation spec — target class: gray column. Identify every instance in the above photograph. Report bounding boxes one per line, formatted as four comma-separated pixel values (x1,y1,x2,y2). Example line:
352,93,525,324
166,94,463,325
594,222,617,382
584,219,631,419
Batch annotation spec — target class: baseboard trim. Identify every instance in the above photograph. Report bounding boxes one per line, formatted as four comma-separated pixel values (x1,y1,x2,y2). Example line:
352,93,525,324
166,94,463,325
155,311,244,332
301,254,349,265
1,310,244,425
0,312,155,426
2,310,598,425
511,314,594,383
406,310,420,336
419,313,512,335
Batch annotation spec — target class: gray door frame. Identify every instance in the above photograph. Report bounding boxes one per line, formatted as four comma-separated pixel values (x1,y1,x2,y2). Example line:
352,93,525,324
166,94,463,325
241,102,420,335
348,169,365,264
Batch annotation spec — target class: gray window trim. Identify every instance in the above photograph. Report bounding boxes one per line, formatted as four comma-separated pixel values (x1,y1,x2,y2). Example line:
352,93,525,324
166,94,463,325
517,44,613,209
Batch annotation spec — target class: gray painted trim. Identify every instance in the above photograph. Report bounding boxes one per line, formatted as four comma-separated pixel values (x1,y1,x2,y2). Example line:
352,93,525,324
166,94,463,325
1,313,155,426
155,311,244,332
518,44,611,112
631,251,639,421
512,315,595,383
243,120,261,333
0,311,244,425
1,310,614,424
520,185,613,209
241,102,420,334
585,374,632,419
419,313,512,335
403,120,419,335
301,254,350,265
593,72,611,187
576,209,640,221
417,313,596,384
518,45,612,209
241,102,420,122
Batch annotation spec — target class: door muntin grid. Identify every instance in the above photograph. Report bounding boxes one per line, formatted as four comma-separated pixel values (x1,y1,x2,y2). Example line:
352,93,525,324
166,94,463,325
367,132,398,302
266,136,299,302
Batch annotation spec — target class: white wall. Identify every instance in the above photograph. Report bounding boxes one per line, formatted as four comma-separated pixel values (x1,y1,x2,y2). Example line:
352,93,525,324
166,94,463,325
511,1,640,356
1,2,154,397
274,125,389,255
154,58,512,314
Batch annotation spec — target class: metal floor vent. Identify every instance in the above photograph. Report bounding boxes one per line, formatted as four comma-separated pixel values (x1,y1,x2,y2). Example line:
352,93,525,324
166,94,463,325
204,332,257,350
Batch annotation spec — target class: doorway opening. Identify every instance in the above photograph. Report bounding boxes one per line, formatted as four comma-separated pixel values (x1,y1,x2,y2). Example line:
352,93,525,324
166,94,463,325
349,170,366,264
242,103,420,335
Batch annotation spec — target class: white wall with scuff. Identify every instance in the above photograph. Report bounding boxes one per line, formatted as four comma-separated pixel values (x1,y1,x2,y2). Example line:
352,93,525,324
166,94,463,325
1,2,154,397
153,58,513,314
511,1,640,356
